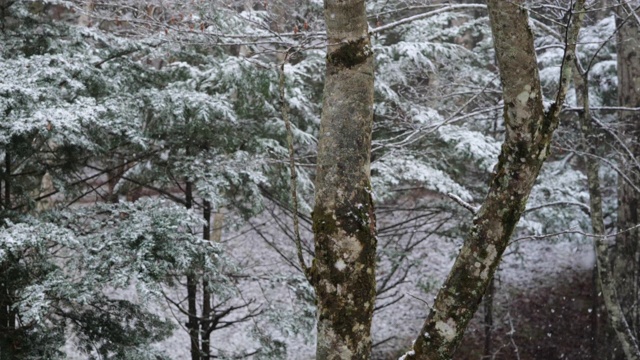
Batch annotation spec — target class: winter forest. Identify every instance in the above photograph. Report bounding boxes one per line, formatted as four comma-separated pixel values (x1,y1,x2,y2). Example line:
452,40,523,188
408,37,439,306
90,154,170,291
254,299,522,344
1,0,640,359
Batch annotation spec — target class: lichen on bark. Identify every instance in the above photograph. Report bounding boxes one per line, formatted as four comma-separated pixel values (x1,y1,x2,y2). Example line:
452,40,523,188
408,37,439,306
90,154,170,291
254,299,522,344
312,194,376,359
312,0,376,358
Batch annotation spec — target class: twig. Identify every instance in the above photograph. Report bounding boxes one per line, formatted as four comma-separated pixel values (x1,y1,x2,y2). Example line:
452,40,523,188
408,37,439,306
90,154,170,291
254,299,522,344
591,116,640,173
558,147,640,195
407,292,432,309
506,312,521,360
372,336,397,348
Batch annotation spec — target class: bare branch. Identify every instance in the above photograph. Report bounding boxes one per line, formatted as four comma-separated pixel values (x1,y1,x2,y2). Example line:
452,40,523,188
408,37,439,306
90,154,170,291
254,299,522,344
446,193,478,214
370,4,488,34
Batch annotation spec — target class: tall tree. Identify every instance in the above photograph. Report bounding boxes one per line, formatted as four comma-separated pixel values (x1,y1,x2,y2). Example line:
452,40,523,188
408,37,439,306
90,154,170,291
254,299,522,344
309,0,377,358
403,1,586,359
614,1,640,350
573,41,640,359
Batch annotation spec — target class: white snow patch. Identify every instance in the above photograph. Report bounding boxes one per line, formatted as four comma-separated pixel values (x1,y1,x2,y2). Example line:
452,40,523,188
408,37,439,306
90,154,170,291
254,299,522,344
398,350,415,360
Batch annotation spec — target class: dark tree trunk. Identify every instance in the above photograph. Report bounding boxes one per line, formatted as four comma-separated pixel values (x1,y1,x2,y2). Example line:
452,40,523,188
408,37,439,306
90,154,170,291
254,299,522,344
0,153,15,359
201,200,212,359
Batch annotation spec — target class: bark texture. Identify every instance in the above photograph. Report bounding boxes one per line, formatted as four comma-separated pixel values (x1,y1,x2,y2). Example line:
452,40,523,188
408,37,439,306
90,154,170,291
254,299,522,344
614,2,640,348
310,0,376,358
404,1,585,359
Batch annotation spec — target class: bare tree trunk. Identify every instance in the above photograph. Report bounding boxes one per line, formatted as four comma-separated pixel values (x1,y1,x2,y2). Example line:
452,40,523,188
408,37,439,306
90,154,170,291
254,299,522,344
573,63,603,360
185,181,200,360
0,153,12,357
403,1,586,359
310,0,376,358
614,0,640,347
576,68,640,359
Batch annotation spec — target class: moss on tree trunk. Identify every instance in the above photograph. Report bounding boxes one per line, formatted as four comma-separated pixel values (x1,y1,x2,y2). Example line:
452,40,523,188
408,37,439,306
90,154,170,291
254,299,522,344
311,0,376,359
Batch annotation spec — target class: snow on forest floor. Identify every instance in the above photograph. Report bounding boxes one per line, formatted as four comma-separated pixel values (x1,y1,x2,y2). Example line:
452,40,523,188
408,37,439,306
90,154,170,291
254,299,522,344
65,202,595,359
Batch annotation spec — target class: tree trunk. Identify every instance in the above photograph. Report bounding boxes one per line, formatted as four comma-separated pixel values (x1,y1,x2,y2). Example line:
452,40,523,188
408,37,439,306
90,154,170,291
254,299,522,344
573,62,603,360
201,200,212,360
310,0,376,358
0,153,13,359
577,67,640,360
614,1,640,347
403,1,586,359
200,206,224,360
185,181,200,360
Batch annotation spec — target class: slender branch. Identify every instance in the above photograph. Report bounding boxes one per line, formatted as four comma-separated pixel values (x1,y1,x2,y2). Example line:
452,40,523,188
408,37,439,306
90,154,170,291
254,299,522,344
93,48,141,68
372,336,397,349
524,201,590,214
84,164,187,205
278,59,310,279
559,147,640,195
370,4,488,34
585,4,638,73
564,106,640,112
511,225,640,243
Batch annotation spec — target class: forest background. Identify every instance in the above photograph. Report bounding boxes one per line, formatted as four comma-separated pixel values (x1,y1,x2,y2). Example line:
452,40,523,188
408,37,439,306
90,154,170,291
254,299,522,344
1,0,640,359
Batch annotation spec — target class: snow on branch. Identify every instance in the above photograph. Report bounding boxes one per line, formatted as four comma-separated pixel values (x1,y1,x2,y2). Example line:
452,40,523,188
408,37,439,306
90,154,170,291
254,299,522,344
446,193,478,214
370,4,488,35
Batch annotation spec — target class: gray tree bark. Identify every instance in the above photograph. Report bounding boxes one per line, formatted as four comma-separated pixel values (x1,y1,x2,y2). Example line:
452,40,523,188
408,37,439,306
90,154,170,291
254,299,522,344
614,2,640,349
403,1,585,359
310,0,376,358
